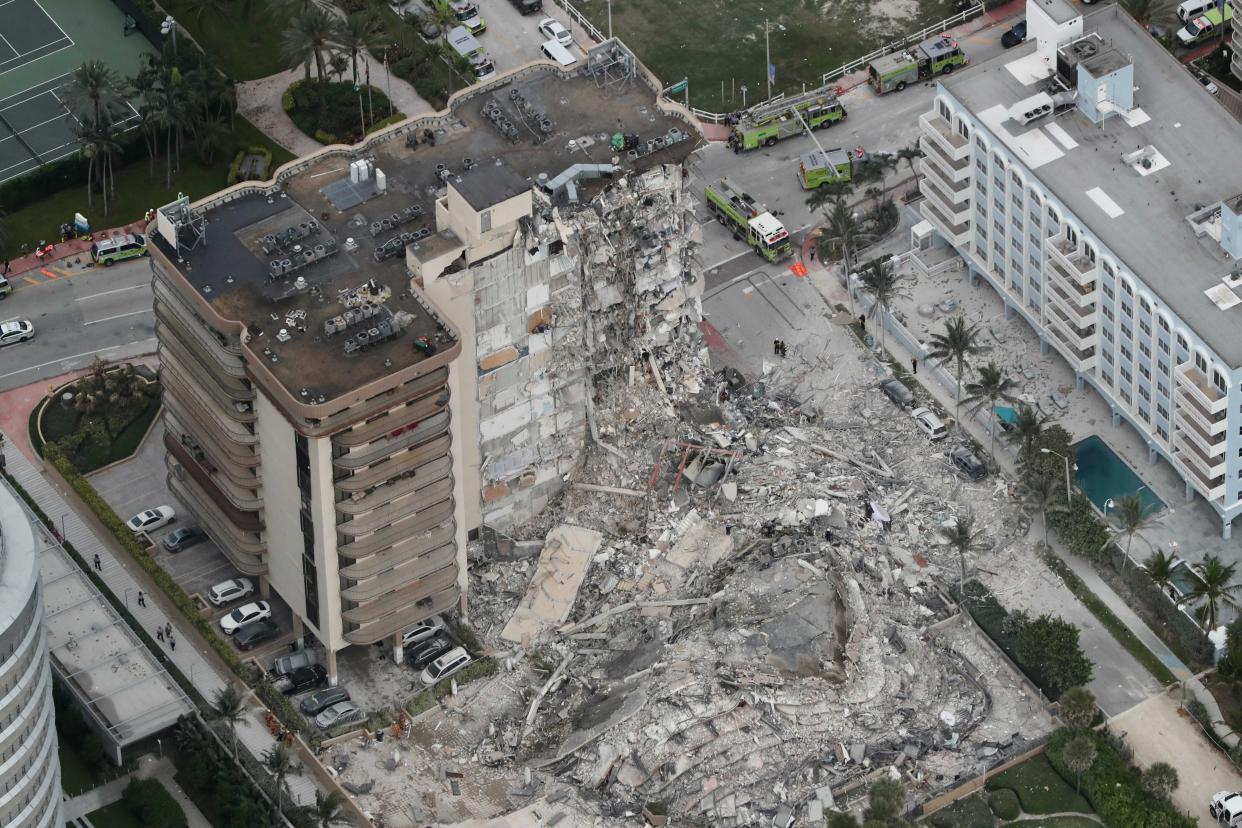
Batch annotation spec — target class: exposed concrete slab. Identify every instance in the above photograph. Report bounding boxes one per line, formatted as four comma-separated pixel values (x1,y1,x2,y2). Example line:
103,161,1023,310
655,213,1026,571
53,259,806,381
501,525,603,644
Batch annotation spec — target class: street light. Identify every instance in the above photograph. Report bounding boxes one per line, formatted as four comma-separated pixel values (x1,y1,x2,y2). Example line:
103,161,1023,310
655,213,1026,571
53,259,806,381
1039,447,1077,502
59,513,67,543
159,15,177,57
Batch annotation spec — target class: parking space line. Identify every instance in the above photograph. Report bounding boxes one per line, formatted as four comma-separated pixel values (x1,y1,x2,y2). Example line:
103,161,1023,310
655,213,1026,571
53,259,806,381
77,284,146,301
83,308,152,326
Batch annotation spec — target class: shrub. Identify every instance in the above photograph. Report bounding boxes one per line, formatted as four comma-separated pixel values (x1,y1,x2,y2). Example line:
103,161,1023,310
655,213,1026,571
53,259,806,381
281,80,301,112
285,81,395,144
314,129,339,145
227,149,246,185
123,777,187,828
1048,495,1111,561
406,656,498,714
987,788,1020,820
367,112,407,135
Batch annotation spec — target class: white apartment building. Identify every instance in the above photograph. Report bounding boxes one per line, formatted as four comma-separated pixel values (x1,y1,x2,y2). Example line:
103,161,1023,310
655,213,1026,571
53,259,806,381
919,0,1242,537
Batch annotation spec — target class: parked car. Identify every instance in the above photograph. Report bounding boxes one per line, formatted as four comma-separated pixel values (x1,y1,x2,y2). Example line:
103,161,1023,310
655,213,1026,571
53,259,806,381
300,686,351,715
126,506,176,533
405,9,440,39
1200,74,1221,96
950,446,987,480
879,378,915,407
207,577,254,607
911,407,948,440
1001,20,1027,48
538,17,572,46
0,319,34,346
508,0,543,14
280,664,329,695
234,619,279,651
162,525,206,552
220,601,272,634
401,614,446,647
272,648,320,678
315,700,365,730
421,647,472,685
1210,791,1242,822
407,635,454,670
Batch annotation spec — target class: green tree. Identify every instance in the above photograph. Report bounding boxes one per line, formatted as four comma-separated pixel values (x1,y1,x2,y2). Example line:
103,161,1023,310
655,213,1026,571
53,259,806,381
896,143,922,188
263,742,299,817
313,790,350,827
865,777,907,824
1061,733,1097,794
1224,615,1242,674
1120,0,1177,31
926,316,985,423
1145,548,1177,596
63,60,122,128
1015,613,1094,698
282,6,344,106
810,194,867,317
941,513,987,594
1021,469,1066,550
1058,685,1097,730
1141,761,1179,802
335,12,389,87
857,256,907,350
963,362,1020,457
212,684,246,759
1106,493,1162,569
1003,404,1051,461
1182,554,1241,630
1023,424,1074,491
183,0,230,25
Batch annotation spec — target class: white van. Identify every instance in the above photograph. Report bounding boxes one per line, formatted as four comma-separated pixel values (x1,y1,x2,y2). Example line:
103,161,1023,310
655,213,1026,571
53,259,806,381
540,38,576,67
1178,0,1222,21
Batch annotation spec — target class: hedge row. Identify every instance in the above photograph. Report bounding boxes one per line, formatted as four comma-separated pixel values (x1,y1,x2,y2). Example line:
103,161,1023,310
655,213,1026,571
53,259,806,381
367,112,407,135
1046,729,1195,828
41,445,305,734
226,146,273,185
123,777,187,828
406,657,498,715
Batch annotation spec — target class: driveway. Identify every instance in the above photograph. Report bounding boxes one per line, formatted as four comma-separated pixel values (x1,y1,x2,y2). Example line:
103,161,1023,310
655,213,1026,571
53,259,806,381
1111,689,1242,824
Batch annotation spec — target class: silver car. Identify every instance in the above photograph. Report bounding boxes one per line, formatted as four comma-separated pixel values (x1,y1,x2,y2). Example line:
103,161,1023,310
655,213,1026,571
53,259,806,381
315,700,364,730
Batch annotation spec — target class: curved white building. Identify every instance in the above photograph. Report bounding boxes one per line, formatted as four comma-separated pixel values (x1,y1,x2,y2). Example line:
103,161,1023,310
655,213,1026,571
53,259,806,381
0,481,61,828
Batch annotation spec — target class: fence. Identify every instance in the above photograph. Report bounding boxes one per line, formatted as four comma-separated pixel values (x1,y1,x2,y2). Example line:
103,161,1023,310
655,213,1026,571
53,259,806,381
551,0,985,124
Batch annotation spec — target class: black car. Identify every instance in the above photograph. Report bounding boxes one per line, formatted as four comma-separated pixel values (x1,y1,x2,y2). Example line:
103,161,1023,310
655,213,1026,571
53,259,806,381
1001,20,1027,48
879,378,915,408
950,446,987,481
282,664,329,695
162,525,207,552
300,685,351,715
407,635,454,670
508,0,543,13
234,619,279,651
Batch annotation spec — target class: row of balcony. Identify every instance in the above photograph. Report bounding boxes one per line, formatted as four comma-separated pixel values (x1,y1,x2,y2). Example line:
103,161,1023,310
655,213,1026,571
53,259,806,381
341,541,456,603
342,579,457,646
1045,234,1097,281
336,455,452,516
313,367,451,436
337,496,454,559
151,281,246,380
1043,317,1097,371
334,433,452,494
332,389,447,448
339,522,455,581
337,476,453,538
920,197,970,246
332,411,450,471
157,336,255,428
167,459,266,574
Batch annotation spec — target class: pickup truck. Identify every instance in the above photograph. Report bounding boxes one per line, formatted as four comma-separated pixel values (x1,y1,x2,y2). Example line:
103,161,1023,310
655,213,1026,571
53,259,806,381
508,0,543,14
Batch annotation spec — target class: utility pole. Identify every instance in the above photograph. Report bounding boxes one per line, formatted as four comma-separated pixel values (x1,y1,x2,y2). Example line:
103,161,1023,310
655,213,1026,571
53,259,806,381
765,19,772,101
608,0,613,39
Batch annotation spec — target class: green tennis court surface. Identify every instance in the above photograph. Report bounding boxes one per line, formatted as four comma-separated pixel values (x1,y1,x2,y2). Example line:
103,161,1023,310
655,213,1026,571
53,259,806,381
0,0,154,185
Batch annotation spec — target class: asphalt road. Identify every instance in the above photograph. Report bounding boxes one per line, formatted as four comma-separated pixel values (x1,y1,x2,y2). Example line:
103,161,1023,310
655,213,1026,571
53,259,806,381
0,258,156,392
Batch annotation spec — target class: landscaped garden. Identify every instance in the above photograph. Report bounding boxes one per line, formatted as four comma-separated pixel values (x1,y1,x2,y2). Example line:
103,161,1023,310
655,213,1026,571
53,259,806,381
283,80,403,145
86,778,187,828
32,360,160,473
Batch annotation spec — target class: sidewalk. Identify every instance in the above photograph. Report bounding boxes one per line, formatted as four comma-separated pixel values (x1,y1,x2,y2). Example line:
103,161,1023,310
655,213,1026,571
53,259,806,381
3,220,147,283
62,755,212,827
1,435,320,808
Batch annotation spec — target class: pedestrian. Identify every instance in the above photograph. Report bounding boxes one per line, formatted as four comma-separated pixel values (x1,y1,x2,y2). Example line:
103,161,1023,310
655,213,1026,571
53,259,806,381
780,340,788,357
92,553,101,571
137,590,145,608
773,338,781,355
157,628,165,643
809,246,816,262
169,636,176,651
725,521,734,536
165,622,172,639
859,315,866,331
1,260,9,275
912,358,918,374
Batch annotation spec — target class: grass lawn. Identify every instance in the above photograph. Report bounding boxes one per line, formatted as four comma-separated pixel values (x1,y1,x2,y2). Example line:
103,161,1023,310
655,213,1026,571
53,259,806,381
1009,819,1101,827
35,386,161,473
161,0,289,81
58,742,116,796
576,0,960,112
1207,675,1242,735
86,801,144,828
986,753,1093,815
0,118,294,261
924,792,996,827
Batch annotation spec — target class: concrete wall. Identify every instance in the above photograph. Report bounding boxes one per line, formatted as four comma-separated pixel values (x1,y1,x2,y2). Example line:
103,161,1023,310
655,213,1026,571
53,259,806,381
254,394,304,619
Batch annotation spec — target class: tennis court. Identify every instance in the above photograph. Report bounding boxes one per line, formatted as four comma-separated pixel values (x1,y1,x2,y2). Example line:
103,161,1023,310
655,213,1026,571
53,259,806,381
0,0,153,185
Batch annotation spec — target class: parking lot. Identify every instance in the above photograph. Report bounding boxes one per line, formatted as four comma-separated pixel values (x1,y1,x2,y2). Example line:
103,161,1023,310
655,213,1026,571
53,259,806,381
88,416,296,661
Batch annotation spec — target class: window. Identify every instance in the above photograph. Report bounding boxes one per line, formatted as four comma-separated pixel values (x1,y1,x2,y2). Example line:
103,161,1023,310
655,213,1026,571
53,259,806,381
1157,403,1168,419
1177,333,1188,351
1103,283,1115,299
1120,325,1132,340
976,136,986,151
994,197,1005,214
1196,352,1208,372
1084,243,1096,263
1158,339,1170,354
1103,328,1114,342
976,178,987,195
993,152,1006,171
939,100,951,120
1139,320,1151,336
994,176,1005,191
1140,297,1151,313
1158,425,1168,440
1103,307,1114,321
1121,280,1133,296
1066,225,1079,246
976,157,987,173
1139,386,1151,401
1139,343,1151,358
1216,371,1228,393
1158,383,1168,398
1139,364,1151,380
1157,316,1169,332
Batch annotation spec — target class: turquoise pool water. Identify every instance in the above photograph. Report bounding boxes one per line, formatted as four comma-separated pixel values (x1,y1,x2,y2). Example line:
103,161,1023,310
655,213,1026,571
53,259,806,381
995,406,1019,425
1168,563,1202,598
1072,435,1167,515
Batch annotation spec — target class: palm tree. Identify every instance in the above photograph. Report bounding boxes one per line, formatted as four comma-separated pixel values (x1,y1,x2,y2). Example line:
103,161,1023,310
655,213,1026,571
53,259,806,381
812,195,868,317
1004,404,1051,461
941,513,987,593
1120,0,1177,31
282,7,344,97
195,116,232,163
1058,686,1097,730
264,743,300,817
927,316,985,421
857,256,907,350
1182,554,1241,630
335,12,388,87
963,362,1020,456
63,60,122,128
183,0,230,24
1021,470,1066,550
1062,733,1097,794
1106,493,1162,568
1145,548,1177,597
896,142,923,188
313,790,350,827
212,684,246,759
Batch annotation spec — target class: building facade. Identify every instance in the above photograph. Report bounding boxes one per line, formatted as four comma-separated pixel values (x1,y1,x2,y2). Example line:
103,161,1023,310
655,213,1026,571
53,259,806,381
0,480,62,828
919,0,1242,536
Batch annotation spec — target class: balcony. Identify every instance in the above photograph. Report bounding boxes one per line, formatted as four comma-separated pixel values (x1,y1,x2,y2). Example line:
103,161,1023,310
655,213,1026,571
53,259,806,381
1044,320,1097,370
332,411,450,471
158,340,255,423
1045,279,1098,321
342,583,458,646
314,367,450,436
161,368,258,450
920,112,970,161
921,176,970,224
341,564,457,628
168,464,267,574
1176,411,1228,458
1175,363,1228,415
331,391,447,448
1045,302,1097,347
334,434,452,494
165,431,264,511
1172,442,1226,503
920,199,970,246
336,477,453,537
339,523,455,580
337,498,454,559
919,135,970,183
1044,237,1097,284
341,542,456,602
336,455,452,515
152,283,246,379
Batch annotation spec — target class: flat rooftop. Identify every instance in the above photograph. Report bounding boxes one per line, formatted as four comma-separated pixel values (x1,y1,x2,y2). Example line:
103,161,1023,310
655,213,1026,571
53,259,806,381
159,70,697,401
943,5,1242,365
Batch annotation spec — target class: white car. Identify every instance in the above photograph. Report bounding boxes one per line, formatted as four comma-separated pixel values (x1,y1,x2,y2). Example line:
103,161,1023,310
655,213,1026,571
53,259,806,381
207,577,254,607
537,17,572,46
911,407,948,441
1200,74,1220,96
0,319,34,346
1210,791,1242,821
420,646,471,685
220,600,272,634
401,614,446,647
126,506,176,533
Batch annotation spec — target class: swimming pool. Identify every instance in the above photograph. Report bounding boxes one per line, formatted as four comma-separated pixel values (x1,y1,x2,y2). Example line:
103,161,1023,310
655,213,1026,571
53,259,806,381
994,406,1019,427
1072,435,1167,515
1168,561,1203,599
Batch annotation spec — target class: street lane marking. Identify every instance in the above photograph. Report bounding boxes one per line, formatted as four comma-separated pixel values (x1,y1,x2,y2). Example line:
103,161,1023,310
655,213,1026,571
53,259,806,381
83,308,153,326
21,275,38,285
77,284,146,301
0,344,121,379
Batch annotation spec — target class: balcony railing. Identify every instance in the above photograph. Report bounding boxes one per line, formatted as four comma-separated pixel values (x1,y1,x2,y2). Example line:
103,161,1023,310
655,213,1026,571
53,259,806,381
1176,412,1228,459
1045,320,1097,367
921,176,970,223
1044,236,1098,283
1046,279,1097,320
342,585,457,646
336,477,453,538
919,111,970,159
921,199,970,244
336,455,452,516
336,497,454,559
334,434,452,494
341,542,456,603
338,523,455,581
919,135,970,182
168,465,267,574
331,391,447,448
332,411,450,471
1172,443,1226,502
1175,363,1228,415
